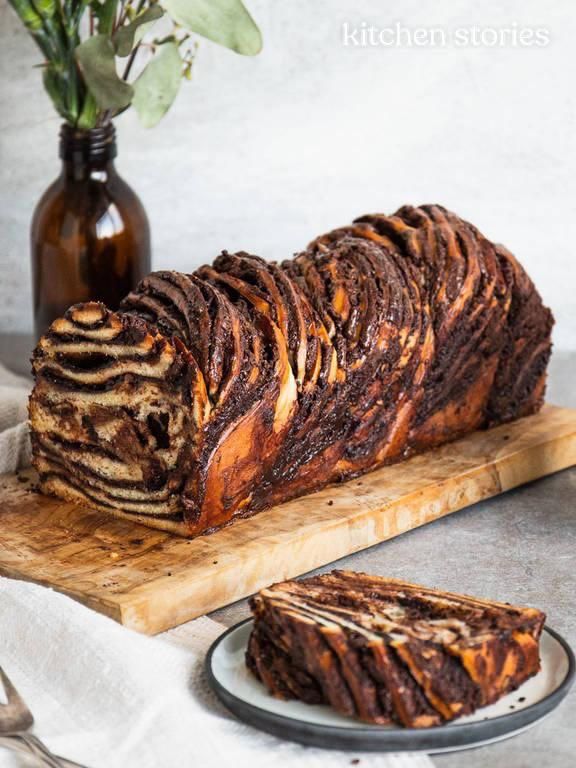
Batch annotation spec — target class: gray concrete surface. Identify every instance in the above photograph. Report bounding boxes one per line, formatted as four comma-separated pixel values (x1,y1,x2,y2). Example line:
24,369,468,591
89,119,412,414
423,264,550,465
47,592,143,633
1,336,574,766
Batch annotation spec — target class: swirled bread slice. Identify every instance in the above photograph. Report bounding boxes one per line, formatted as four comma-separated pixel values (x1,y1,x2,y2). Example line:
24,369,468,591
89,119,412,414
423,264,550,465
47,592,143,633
247,571,546,727
30,303,209,533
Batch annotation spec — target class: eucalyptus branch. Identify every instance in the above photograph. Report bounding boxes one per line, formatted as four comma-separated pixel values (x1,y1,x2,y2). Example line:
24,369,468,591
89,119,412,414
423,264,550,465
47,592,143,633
122,40,141,81
8,0,263,129
99,109,113,126
114,0,128,33
116,0,146,33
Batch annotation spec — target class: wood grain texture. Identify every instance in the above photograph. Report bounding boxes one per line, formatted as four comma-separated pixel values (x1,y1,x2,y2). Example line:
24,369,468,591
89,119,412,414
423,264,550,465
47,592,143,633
1,405,575,635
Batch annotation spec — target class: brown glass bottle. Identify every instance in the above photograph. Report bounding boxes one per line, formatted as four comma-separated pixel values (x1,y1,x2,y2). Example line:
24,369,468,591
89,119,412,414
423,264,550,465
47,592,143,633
31,123,151,338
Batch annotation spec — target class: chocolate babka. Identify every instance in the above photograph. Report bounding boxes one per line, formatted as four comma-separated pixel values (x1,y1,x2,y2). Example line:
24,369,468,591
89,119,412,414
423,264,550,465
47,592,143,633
29,205,553,535
247,571,546,727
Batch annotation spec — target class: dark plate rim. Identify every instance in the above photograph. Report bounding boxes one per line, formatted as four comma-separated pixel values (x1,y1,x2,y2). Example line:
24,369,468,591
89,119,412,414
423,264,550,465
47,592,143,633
205,618,575,752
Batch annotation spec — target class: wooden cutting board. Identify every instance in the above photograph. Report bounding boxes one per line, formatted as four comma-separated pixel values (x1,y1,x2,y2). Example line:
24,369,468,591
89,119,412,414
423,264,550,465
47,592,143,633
1,404,575,635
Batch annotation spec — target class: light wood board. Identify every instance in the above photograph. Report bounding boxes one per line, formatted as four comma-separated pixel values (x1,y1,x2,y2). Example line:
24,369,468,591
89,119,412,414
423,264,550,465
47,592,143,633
1,404,575,635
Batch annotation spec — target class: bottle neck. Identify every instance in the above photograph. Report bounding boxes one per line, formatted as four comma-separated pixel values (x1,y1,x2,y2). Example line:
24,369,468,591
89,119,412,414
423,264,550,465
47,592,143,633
60,123,118,181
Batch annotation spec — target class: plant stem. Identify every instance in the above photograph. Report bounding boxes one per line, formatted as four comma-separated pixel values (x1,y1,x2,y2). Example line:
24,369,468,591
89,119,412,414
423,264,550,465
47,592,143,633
119,0,156,83
30,0,68,60
8,0,57,60
115,0,127,32
55,0,83,123
122,40,141,80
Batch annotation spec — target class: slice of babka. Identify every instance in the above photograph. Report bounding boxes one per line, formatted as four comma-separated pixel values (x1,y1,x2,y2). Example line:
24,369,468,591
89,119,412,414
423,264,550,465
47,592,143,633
246,571,546,728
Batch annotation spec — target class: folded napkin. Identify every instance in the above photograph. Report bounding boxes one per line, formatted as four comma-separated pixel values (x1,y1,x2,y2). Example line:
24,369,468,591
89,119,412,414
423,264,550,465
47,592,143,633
0,364,31,474
0,359,434,768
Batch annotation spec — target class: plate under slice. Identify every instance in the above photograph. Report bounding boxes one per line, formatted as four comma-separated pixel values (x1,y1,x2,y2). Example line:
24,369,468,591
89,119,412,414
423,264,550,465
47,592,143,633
205,619,574,753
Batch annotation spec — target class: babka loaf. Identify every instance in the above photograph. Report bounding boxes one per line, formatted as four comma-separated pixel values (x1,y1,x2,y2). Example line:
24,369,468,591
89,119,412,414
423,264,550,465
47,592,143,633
246,571,546,727
29,205,553,535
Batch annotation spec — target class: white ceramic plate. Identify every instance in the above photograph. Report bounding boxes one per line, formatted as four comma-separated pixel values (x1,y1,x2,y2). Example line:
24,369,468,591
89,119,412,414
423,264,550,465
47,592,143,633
206,619,574,753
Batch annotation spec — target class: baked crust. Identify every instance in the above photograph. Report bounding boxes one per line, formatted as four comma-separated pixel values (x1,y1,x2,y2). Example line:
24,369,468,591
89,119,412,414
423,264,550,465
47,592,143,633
29,205,554,535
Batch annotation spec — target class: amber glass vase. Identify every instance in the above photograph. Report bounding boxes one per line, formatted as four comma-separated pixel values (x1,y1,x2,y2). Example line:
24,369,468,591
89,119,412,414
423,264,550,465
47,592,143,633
31,123,151,338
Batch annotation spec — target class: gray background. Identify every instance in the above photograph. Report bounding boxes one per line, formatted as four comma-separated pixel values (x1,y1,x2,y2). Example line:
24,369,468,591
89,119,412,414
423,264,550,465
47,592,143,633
1,0,575,347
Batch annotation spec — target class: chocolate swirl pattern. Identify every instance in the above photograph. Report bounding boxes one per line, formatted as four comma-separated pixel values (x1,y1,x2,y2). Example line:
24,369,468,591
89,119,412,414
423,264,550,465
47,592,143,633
247,571,546,727
30,205,553,536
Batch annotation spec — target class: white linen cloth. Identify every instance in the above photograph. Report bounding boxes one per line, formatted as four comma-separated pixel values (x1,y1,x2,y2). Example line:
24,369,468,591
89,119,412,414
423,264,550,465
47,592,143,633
0,364,31,474
0,363,434,768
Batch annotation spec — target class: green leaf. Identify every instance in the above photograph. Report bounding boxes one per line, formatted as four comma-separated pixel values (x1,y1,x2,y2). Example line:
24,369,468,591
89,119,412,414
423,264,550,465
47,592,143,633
132,41,182,128
113,6,164,57
160,0,262,55
75,35,134,111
